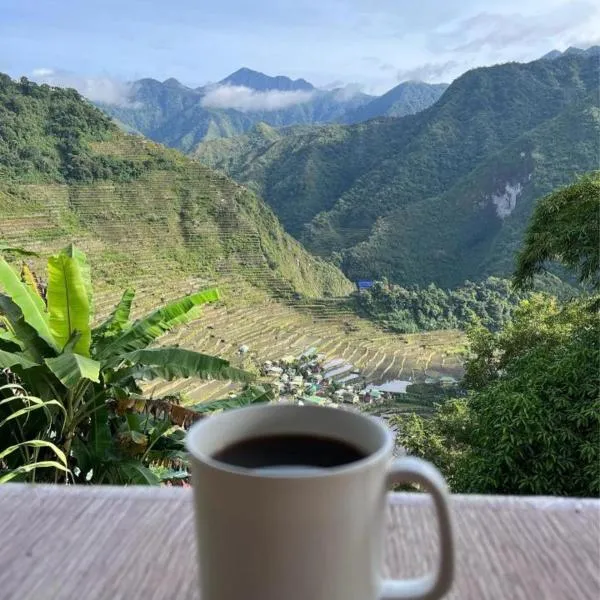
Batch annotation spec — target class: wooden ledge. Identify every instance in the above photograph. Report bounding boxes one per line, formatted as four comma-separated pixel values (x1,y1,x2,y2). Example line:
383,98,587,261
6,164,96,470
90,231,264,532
1,485,598,599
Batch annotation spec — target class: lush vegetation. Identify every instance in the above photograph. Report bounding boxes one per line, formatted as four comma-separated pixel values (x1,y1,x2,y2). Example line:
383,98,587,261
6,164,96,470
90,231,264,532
354,277,527,333
514,173,600,290
395,176,600,496
0,245,275,484
354,274,577,333
196,50,600,287
0,75,177,184
0,73,352,299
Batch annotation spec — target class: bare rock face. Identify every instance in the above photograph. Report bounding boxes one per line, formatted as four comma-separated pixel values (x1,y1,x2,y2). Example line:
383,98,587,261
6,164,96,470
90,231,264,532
491,181,523,219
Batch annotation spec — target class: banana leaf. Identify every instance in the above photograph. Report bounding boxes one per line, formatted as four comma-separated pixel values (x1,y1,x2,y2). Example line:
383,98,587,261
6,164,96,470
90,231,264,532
47,253,91,356
61,244,94,316
0,294,54,362
97,288,220,362
116,462,160,485
0,348,38,370
45,352,100,388
191,384,275,413
113,347,254,383
92,288,135,341
0,330,22,353
0,257,56,349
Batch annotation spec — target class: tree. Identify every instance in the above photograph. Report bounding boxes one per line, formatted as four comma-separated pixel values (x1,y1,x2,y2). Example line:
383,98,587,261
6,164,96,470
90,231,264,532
514,172,600,290
0,244,271,485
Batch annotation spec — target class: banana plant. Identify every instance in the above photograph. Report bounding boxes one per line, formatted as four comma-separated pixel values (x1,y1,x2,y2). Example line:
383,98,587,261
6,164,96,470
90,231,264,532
0,244,262,484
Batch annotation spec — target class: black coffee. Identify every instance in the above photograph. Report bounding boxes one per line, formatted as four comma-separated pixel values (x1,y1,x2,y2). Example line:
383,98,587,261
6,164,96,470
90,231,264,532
212,434,367,469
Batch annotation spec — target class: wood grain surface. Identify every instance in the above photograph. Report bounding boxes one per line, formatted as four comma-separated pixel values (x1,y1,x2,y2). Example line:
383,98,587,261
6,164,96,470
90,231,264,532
0,485,598,599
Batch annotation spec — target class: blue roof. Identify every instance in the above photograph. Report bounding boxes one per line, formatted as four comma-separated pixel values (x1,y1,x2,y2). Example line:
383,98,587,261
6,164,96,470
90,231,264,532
357,280,374,289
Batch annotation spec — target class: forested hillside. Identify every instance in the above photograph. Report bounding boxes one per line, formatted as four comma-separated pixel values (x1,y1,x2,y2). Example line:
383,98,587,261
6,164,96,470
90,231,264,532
0,74,352,299
196,50,600,286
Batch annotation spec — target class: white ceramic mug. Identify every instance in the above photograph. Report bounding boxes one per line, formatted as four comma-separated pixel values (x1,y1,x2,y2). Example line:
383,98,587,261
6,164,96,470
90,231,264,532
186,403,454,600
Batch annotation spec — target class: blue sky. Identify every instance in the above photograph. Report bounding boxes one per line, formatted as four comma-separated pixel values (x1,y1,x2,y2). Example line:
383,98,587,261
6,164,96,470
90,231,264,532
1,0,598,95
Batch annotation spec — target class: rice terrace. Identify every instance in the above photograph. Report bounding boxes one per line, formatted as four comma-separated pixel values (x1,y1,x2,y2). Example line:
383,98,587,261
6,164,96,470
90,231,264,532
87,272,465,404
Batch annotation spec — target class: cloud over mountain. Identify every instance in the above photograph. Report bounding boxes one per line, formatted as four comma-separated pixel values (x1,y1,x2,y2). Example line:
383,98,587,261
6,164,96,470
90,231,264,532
30,68,136,107
200,84,314,112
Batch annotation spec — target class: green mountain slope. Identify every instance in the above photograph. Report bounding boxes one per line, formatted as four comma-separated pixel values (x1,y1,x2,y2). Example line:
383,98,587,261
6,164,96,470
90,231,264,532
195,51,600,286
343,97,600,286
343,81,448,122
0,74,352,299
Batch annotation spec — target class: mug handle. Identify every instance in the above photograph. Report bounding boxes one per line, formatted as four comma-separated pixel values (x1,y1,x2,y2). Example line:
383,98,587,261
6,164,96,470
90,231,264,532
379,457,455,600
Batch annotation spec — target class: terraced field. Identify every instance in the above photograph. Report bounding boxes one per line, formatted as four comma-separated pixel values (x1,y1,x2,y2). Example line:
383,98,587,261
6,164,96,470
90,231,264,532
94,282,466,403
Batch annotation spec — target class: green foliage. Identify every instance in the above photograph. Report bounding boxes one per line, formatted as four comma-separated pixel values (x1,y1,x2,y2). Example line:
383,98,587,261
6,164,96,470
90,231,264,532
0,383,69,483
398,296,600,496
392,399,472,491
0,75,171,183
355,277,528,333
462,297,599,496
514,172,600,290
0,245,264,485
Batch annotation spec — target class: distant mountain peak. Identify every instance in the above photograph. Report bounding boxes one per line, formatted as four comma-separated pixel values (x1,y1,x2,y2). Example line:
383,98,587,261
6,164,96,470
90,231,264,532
541,50,563,60
540,45,600,61
162,77,185,88
220,68,314,92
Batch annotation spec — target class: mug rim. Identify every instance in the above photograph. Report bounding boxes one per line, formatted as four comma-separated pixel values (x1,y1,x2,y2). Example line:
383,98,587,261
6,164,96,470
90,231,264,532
185,403,395,479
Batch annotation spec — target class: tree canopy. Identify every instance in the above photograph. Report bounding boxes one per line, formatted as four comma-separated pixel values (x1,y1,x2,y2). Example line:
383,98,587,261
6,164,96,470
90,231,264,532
514,172,600,290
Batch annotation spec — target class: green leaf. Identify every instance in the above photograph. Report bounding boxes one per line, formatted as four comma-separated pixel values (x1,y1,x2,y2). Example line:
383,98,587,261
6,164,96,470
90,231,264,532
0,461,69,484
0,294,54,362
92,288,135,341
47,252,91,356
61,244,94,316
0,257,56,349
117,462,160,485
44,353,100,388
0,330,22,353
0,348,38,370
0,440,68,466
0,398,65,429
192,384,274,413
114,347,254,384
97,288,220,363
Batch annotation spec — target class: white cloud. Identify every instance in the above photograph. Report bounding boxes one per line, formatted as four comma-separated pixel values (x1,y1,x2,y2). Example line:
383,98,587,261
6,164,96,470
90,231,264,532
30,68,136,107
332,83,366,100
396,61,460,83
431,2,600,54
32,68,55,77
200,84,314,112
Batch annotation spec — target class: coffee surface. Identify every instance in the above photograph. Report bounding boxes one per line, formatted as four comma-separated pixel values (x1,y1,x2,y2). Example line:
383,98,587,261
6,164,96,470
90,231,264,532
212,434,366,469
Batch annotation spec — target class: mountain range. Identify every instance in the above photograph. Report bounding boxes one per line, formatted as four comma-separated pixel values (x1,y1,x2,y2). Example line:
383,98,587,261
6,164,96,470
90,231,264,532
98,69,448,151
195,48,600,287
